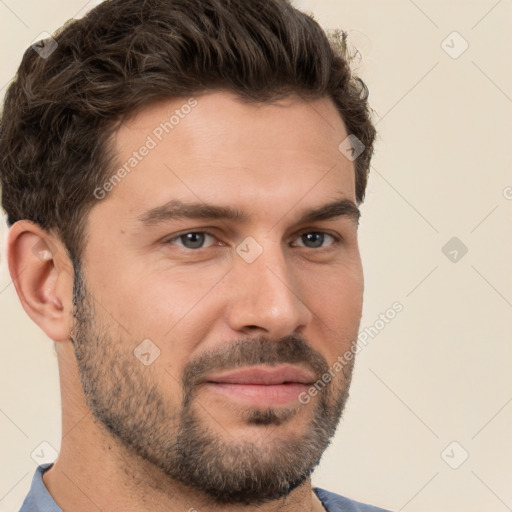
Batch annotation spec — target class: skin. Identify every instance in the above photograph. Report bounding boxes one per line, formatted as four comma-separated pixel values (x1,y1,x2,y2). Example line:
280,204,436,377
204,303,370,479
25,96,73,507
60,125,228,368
8,91,364,512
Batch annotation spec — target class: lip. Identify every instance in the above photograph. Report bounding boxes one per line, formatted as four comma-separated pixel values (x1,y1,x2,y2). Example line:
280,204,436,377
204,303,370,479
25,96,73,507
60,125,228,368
202,365,316,408
205,365,316,386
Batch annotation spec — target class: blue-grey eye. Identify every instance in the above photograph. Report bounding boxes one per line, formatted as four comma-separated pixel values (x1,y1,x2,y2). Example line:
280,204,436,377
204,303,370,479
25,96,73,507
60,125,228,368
169,232,215,249
295,232,335,248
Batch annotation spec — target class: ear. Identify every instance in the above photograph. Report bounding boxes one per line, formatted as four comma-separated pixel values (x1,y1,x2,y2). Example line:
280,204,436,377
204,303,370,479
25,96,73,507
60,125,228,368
7,220,75,342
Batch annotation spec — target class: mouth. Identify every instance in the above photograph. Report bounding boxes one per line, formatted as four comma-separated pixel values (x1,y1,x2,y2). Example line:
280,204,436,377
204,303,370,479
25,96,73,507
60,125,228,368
202,365,316,408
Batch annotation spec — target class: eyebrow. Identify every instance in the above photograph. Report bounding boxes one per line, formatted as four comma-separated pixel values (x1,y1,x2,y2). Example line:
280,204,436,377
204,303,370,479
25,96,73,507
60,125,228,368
136,198,360,227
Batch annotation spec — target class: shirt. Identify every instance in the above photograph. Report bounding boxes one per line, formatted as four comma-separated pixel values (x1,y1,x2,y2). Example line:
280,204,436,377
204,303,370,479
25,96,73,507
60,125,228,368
19,464,393,512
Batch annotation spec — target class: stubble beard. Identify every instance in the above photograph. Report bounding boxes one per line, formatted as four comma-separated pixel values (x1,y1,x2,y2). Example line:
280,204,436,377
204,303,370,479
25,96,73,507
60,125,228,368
70,266,355,505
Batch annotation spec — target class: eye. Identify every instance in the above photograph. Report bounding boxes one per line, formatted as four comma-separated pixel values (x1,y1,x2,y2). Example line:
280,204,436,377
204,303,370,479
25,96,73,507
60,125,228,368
292,231,337,249
167,231,217,249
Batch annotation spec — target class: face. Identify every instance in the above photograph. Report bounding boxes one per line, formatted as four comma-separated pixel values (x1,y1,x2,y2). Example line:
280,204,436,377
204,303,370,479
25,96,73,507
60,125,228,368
71,91,364,504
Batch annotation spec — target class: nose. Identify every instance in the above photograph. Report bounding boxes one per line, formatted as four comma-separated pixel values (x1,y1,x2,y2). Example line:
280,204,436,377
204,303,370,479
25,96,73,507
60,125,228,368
225,242,313,338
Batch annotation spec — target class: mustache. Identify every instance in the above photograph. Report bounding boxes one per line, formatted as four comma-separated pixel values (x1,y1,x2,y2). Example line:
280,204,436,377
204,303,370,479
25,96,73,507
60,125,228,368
181,334,329,393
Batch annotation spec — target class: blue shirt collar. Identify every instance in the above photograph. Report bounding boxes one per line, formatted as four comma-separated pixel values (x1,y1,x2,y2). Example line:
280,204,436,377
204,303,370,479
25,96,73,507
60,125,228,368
19,464,62,512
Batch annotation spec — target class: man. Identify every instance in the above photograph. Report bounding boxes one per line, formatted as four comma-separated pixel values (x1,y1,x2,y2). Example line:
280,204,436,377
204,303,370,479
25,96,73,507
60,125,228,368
0,0,390,510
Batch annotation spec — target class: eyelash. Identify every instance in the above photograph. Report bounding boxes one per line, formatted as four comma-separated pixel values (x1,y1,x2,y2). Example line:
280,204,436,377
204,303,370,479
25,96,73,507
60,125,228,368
165,230,341,249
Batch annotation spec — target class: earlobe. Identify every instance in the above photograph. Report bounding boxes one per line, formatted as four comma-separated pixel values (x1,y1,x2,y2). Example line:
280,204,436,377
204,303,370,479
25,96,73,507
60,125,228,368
7,221,74,342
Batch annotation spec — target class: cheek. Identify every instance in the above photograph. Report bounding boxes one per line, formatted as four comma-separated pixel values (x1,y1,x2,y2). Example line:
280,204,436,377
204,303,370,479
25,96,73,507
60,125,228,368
300,262,363,353
90,253,224,333
301,257,363,308
117,268,229,379
82,267,225,390
143,268,227,331
321,284,363,334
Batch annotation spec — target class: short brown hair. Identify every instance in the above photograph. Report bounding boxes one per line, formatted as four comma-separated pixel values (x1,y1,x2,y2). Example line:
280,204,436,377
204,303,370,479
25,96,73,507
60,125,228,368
0,0,376,265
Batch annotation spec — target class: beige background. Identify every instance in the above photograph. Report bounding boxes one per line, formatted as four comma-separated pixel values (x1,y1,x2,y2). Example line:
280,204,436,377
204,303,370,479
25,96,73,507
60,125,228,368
1,1,511,511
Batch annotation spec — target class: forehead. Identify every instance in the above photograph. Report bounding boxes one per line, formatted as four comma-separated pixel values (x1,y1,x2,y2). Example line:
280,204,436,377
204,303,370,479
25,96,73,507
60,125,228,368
94,91,355,227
